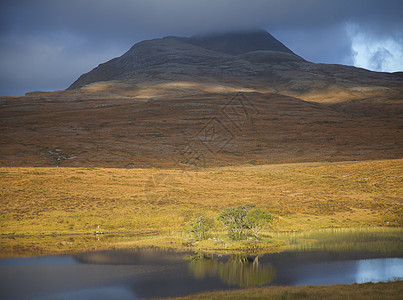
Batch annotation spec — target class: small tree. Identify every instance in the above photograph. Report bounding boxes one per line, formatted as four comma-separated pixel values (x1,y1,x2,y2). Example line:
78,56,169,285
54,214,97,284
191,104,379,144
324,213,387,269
189,213,214,240
246,208,273,239
218,204,255,240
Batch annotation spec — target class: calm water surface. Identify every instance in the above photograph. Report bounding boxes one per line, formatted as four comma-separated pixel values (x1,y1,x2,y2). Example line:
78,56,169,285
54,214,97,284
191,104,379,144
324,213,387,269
0,249,402,299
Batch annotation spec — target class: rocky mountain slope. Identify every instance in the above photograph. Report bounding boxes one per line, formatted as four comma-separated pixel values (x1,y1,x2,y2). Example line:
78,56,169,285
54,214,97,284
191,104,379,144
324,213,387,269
0,30,402,168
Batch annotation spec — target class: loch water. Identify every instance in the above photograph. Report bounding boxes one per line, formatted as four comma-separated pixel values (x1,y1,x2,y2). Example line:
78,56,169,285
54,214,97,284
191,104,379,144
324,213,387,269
0,248,402,299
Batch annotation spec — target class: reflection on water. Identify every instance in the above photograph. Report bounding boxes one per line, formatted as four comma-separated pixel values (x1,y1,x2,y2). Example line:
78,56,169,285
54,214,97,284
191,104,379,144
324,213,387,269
356,258,402,284
187,253,275,288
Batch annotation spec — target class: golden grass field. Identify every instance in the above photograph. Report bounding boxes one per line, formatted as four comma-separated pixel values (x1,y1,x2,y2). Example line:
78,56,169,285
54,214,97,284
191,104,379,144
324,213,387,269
0,158,402,256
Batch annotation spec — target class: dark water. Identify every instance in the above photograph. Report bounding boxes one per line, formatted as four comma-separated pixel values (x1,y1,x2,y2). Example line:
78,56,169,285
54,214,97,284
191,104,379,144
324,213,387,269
0,249,402,300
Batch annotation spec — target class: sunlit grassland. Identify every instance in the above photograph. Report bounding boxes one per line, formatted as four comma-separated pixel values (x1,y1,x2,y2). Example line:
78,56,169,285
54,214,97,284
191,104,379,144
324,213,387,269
0,159,402,255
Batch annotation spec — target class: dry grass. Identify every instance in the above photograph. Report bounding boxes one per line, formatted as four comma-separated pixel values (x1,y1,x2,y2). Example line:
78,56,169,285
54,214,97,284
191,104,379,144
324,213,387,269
0,159,402,255
163,281,403,300
272,227,403,255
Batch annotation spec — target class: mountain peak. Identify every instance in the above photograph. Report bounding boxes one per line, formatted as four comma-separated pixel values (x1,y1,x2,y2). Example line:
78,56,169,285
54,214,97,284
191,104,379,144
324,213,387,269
68,29,301,89
185,29,295,55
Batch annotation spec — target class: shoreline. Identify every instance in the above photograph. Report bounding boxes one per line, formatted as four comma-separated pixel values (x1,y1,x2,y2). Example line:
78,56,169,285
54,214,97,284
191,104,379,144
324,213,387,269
1,226,401,258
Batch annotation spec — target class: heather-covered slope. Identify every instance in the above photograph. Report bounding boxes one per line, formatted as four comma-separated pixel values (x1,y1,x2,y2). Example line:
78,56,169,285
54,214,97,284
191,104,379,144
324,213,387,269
0,88,401,168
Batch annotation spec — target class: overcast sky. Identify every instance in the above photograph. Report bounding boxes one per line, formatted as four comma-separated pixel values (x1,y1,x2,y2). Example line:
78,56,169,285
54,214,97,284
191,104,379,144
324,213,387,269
1,0,402,96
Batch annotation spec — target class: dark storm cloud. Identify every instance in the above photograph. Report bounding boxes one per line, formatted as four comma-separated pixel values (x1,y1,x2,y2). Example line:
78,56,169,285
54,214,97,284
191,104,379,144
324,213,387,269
1,0,402,95
2,0,402,38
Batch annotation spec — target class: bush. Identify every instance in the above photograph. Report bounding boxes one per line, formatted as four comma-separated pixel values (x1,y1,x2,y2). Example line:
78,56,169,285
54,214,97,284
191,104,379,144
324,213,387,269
218,204,273,240
246,208,273,239
189,213,214,240
218,203,256,240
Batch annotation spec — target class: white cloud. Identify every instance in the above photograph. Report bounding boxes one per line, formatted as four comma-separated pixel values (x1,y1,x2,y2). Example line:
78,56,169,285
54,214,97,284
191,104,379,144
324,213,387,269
347,23,403,72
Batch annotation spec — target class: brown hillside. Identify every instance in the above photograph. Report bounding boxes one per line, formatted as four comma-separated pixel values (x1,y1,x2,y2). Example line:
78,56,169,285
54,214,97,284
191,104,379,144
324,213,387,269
0,84,401,168
0,30,402,168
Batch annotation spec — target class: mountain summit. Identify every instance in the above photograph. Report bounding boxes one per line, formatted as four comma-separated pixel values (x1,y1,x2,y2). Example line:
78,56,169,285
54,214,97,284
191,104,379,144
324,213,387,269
68,29,303,90
67,29,401,104
183,29,296,55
